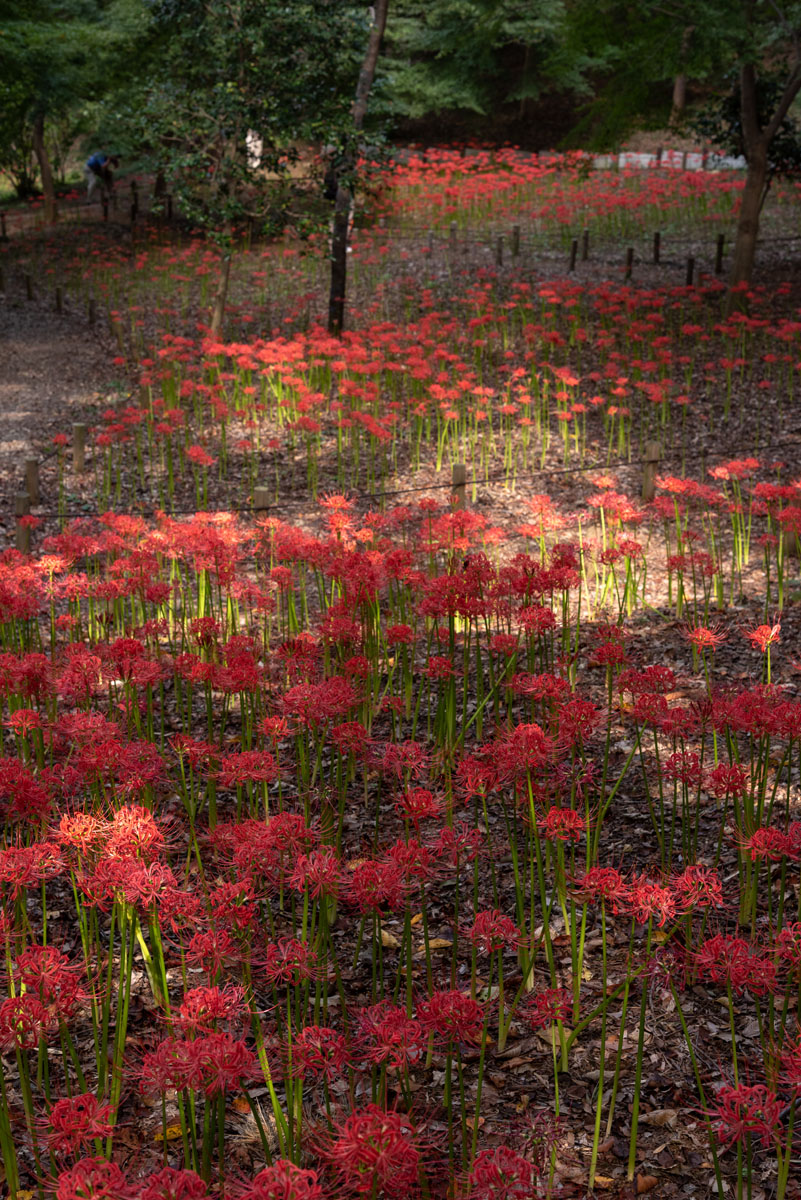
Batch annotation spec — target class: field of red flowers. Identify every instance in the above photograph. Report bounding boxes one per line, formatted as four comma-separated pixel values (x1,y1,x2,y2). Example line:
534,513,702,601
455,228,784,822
2,149,801,1200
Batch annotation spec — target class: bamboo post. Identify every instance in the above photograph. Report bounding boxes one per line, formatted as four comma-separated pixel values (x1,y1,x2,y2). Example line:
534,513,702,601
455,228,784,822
15,494,31,553
653,231,661,264
624,247,634,280
581,228,589,261
25,459,40,505
452,463,467,510
569,239,578,271
73,423,87,474
715,234,725,275
253,487,271,514
685,256,695,286
642,441,660,503
511,224,520,257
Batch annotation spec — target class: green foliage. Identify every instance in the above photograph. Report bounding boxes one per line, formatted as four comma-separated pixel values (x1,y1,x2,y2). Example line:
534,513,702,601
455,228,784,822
692,72,801,173
0,0,146,193
103,0,367,240
383,0,579,119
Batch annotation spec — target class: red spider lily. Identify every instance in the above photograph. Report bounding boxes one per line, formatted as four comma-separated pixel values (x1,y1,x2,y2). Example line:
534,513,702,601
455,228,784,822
174,985,247,1035
142,1033,259,1096
417,989,485,1045
522,987,571,1031
572,867,631,913
693,934,777,995
684,623,727,652
710,1083,782,1147
743,620,781,653
0,841,63,899
324,1104,421,1198
0,993,55,1049
538,807,584,843
671,865,724,911
43,1093,115,1155
396,787,444,826
215,750,279,789
289,848,343,899
346,859,409,913
356,1001,426,1071
138,1167,210,1200
53,1156,134,1200
465,1145,539,1199
237,1162,324,1200
468,909,521,954
15,944,88,1021
262,937,320,986
288,1024,349,1080
627,875,677,927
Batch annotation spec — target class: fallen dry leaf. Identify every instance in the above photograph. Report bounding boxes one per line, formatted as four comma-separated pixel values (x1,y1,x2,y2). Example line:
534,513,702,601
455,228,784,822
636,1175,659,1195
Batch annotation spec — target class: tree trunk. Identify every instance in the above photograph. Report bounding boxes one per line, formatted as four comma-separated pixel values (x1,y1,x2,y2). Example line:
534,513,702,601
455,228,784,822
726,60,801,312
328,186,351,337
670,74,687,124
726,143,767,306
32,114,56,225
210,252,232,338
327,0,389,336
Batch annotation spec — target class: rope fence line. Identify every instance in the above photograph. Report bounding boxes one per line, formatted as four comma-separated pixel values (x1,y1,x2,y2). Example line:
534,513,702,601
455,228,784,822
10,435,801,535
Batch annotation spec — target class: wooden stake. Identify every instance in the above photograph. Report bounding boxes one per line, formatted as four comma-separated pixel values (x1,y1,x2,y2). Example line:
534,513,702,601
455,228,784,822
73,423,88,474
685,256,695,286
166,194,173,221
653,231,661,264
511,225,520,257
581,228,589,260
88,298,96,325
495,236,504,267
24,273,33,300
102,197,109,222
25,459,40,505
15,494,30,553
253,487,271,514
449,221,457,250
715,233,725,275
0,212,7,239
452,462,467,510
624,247,634,280
0,265,4,292
642,441,660,503
55,286,63,314
569,239,578,271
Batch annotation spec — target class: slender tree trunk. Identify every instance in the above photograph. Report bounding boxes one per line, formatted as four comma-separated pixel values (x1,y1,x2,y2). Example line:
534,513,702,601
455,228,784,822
329,186,351,338
726,60,801,312
327,0,389,336
32,113,56,225
726,143,767,304
210,252,232,337
670,74,687,124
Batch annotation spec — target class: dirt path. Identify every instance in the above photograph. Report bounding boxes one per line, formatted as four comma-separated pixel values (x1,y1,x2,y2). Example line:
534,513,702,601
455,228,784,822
0,284,117,524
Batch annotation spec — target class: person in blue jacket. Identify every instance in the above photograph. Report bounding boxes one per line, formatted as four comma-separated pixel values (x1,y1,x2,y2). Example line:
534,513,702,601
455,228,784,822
84,153,119,202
